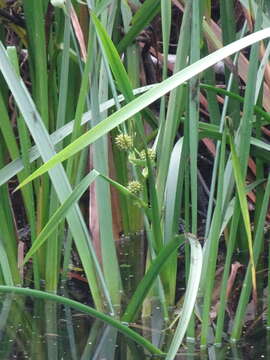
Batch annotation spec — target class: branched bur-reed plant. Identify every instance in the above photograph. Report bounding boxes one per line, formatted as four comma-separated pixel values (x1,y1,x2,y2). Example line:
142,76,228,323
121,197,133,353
0,0,270,358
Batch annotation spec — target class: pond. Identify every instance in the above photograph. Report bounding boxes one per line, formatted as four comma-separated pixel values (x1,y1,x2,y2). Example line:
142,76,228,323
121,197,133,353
0,294,268,360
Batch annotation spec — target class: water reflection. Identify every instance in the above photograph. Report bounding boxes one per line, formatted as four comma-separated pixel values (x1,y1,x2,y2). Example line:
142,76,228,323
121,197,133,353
0,294,268,359
0,294,141,359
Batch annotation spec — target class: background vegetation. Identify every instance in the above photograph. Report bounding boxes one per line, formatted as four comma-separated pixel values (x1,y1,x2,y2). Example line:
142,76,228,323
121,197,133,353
0,0,270,358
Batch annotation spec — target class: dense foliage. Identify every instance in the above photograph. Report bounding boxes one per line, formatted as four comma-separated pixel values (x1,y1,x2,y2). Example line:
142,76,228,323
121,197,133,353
0,0,270,358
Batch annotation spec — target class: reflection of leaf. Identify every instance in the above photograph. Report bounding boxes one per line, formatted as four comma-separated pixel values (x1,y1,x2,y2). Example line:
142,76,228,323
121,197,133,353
0,286,164,356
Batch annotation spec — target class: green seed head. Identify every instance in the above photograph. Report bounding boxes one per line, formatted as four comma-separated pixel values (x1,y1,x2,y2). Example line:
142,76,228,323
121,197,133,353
140,148,156,161
115,133,133,151
127,181,143,195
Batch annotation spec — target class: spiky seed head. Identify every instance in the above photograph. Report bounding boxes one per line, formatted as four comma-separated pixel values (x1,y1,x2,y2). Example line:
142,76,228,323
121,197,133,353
127,181,143,195
115,133,133,151
140,148,156,161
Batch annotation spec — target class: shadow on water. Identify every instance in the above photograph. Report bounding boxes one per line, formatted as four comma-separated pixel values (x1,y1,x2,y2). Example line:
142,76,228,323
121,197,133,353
0,293,269,360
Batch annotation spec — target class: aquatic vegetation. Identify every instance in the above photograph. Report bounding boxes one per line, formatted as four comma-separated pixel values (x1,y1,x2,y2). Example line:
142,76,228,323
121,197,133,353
0,0,270,358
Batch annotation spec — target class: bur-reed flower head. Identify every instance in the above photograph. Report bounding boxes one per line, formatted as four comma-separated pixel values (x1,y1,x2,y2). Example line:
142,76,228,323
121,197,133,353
140,148,156,161
115,133,133,151
127,181,143,195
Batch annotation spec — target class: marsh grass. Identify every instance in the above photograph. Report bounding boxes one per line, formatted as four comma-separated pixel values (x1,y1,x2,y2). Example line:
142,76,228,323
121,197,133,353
0,0,270,358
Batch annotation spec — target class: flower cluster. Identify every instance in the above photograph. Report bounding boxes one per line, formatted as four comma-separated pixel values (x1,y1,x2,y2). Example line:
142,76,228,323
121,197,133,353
127,181,143,195
139,148,156,161
115,133,133,151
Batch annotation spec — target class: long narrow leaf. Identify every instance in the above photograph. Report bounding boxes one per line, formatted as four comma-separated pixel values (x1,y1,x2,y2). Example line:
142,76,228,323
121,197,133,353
14,28,270,188
1,82,270,187
23,170,99,264
0,42,113,313
227,121,257,294
121,235,184,323
0,286,164,356
165,234,202,360
117,0,161,53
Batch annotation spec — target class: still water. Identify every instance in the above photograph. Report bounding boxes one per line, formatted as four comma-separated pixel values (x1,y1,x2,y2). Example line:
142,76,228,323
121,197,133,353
0,293,268,360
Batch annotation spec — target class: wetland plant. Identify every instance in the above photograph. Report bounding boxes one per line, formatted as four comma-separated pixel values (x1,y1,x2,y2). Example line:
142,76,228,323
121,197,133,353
0,0,270,358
